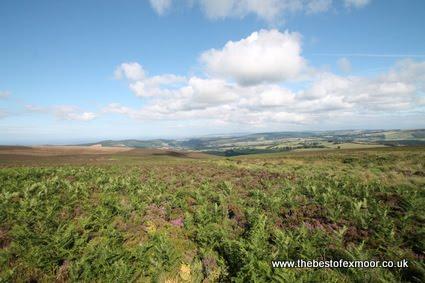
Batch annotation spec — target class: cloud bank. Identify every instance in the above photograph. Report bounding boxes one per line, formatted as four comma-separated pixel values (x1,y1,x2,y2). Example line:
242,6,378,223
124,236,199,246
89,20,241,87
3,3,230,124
110,29,425,129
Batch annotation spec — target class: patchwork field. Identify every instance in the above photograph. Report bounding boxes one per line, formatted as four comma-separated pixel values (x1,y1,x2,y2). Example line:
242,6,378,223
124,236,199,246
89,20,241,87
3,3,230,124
0,146,424,282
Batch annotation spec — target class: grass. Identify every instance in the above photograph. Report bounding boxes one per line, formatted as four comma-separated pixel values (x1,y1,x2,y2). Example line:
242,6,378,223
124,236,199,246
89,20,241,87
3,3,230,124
0,147,424,282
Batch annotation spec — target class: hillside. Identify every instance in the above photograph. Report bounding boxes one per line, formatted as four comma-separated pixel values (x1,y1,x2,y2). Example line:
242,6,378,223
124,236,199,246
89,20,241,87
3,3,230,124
81,129,425,156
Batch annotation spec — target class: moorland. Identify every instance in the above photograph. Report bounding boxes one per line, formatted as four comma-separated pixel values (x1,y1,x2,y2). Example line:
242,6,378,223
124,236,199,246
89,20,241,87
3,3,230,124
0,144,424,282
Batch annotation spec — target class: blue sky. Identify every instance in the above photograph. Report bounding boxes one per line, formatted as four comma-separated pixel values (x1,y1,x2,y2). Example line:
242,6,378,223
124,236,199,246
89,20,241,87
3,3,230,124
0,0,425,144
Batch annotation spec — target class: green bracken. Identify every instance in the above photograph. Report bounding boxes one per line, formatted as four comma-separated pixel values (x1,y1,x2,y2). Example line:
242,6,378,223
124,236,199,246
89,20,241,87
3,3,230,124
0,147,424,282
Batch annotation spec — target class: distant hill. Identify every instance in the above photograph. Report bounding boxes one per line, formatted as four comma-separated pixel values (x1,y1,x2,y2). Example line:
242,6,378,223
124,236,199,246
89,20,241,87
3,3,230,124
81,139,177,148
81,129,425,156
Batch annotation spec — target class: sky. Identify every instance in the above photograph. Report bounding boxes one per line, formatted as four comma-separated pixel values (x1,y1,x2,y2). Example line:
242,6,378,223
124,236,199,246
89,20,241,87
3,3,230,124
0,0,425,144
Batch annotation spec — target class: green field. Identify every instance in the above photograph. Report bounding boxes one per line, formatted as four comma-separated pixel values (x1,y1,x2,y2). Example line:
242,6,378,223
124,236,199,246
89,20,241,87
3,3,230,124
1,147,424,282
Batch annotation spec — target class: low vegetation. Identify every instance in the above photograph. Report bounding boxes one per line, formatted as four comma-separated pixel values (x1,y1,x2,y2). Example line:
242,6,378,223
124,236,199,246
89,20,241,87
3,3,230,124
0,147,424,282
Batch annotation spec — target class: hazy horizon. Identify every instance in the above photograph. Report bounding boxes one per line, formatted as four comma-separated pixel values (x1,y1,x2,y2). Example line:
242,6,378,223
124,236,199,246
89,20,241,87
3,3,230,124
1,127,424,146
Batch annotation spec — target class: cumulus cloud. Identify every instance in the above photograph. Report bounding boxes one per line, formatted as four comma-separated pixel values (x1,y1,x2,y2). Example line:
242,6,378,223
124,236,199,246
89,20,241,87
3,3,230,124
149,0,370,22
188,77,238,106
200,29,306,85
115,62,186,97
298,60,425,113
114,62,145,81
110,29,423,130
149,0,172,15
109,59,424,127
255,87,295,107
26,104,96,121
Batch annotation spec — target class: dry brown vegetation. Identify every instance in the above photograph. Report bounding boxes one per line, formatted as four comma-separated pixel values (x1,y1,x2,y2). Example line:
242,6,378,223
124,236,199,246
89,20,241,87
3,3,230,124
0,145,132,156
0,147,210,167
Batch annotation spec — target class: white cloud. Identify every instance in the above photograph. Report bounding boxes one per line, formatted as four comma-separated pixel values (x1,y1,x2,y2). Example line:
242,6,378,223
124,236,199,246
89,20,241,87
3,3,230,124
299,73,351,100
149,0,370,22
189,77,238,105
149,0,172,15
114,62,145,81
306,0,333,14
264,111,307,124
53,106,96,121
299,60,425,113
195,0,336,21
115,62,186,97
148,74,186,86
385,59,425,88
337,57,352,73
103,103,137,117
239,85,296,108
26,104,96,121
110,30,424,130
110,59,425,127
129,81,155,97
259,87,295,107
197,0,234,19
197,0,297,21
66,112,96,121
344,0,371,8
200,29,306,85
